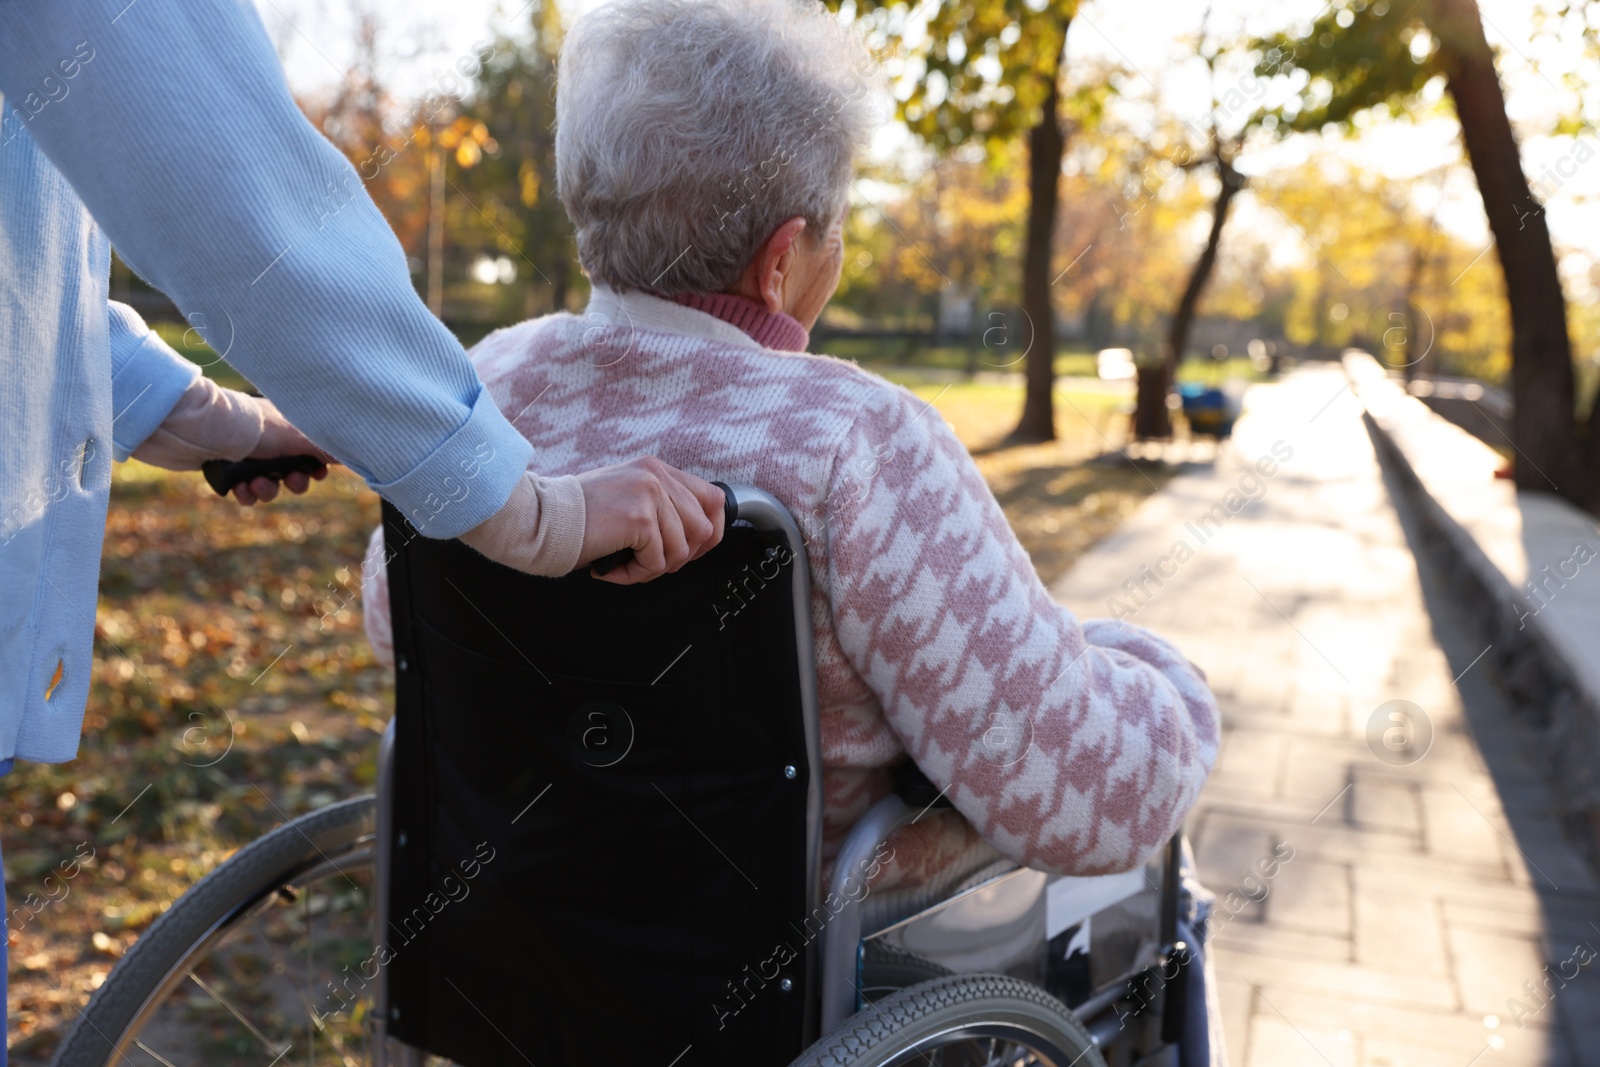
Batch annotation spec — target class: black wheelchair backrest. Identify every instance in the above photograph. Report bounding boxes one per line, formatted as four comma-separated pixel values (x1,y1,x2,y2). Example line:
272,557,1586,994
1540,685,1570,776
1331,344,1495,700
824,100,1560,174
378,487,822,1065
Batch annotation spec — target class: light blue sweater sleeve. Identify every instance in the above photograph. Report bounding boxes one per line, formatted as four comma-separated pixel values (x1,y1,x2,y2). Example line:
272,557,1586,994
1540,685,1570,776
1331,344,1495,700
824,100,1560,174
107,301,201,462
0,1,533,537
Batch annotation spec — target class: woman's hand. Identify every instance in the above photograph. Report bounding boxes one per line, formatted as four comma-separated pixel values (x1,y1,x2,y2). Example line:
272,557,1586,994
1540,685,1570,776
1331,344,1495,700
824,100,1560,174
575,457,726,583
230,400,332,505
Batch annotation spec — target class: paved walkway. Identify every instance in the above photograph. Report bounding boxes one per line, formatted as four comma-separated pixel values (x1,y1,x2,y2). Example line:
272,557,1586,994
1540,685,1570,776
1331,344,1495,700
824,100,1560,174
1050,365,1600,1066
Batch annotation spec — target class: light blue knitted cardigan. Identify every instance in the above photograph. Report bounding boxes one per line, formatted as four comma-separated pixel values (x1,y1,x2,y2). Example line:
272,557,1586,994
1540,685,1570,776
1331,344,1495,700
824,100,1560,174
0,1,535,763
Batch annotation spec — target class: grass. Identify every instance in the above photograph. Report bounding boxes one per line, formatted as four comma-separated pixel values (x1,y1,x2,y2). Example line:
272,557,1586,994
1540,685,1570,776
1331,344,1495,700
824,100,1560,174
815,335,1266,390
4,462,386,1058
2,367,1167,1059
1176,356,1264,385
816,336,1103,379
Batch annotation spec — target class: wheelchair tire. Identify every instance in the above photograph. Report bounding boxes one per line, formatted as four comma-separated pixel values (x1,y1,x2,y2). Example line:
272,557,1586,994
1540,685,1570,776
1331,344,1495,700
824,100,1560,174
790,973,1107,1067
787,979,1100,1067
51,795,377,1067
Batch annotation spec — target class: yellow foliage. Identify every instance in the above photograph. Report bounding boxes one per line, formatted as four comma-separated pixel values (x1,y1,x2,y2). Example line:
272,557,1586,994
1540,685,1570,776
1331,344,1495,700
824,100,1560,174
518,160,542,209
1251,152,1510,379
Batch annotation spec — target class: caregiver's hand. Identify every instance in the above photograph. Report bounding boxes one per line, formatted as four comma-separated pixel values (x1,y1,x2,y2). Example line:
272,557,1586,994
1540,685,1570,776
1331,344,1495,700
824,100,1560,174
231,400,332,505
576,457,726,584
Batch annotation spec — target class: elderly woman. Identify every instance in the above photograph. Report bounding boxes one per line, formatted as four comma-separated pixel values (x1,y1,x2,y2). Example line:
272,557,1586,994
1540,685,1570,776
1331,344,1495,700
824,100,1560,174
364,0,1219,890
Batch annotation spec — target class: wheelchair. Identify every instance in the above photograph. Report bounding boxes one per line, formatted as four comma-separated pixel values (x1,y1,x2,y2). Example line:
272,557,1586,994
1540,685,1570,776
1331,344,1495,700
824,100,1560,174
52,484,1219,1067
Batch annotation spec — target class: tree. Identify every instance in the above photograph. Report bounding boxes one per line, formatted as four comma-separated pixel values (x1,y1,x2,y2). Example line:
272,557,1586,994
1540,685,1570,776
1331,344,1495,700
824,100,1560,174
1133,19,1250,440
1248,154,1508,379
416,114,491,315
831,144,1029,362
457,1,577,316
828,0,1084,441
1381,167,1451,380
1053,115,1219,352
1255,0,1592,502
298,6,430,258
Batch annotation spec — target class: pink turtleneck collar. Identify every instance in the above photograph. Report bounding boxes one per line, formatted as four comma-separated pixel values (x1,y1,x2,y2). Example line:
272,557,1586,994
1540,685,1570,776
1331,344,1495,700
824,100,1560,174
668,291,810,353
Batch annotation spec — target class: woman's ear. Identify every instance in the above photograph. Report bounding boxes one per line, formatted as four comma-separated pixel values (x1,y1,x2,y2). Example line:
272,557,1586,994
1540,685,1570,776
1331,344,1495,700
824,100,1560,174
747,216,808,313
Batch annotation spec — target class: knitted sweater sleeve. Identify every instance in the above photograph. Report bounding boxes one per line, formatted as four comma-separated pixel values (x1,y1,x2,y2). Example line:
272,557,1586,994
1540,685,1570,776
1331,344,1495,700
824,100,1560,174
819,389,1220,876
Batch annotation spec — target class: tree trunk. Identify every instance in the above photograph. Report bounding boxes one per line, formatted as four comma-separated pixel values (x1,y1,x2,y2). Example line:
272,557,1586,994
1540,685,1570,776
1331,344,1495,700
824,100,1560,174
1426,0,1576,493
1083,291,1111,348
1011,26,1070,442
1131,365,1171,440
427,147,446,317
1400,241,1428,383
1134,155,1243,440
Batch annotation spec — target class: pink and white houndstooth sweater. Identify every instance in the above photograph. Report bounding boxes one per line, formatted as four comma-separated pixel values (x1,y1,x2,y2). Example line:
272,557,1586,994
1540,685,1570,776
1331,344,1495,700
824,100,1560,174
363,287,1220,890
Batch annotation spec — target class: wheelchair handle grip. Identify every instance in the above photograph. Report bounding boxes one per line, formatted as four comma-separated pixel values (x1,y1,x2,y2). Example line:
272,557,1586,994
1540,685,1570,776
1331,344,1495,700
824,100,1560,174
589,480,738,576
202,454,326,497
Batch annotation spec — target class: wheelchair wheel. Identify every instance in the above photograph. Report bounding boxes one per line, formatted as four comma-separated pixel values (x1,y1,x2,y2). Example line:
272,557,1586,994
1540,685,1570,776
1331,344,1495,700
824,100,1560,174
53,796,386,1067
791,974,1107,1067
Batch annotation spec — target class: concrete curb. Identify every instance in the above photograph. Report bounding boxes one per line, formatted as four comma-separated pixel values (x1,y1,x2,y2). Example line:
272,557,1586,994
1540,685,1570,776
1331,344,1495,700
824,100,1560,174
1343,351,1600,861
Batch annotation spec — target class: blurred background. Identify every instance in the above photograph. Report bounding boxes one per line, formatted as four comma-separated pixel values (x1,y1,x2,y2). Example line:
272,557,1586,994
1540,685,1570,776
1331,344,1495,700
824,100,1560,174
11,0,1600,1057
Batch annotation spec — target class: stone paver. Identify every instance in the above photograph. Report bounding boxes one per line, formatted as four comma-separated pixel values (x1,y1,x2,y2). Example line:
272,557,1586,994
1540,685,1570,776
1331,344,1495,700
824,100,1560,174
1051,366,1600,1065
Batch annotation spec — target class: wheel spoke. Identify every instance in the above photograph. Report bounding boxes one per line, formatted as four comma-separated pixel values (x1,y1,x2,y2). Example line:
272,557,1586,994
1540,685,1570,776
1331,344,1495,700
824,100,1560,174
64,801,375,1067
974,1038,1012,1067
244,912,368,1067
187,970,293,1061
134,1038,182,1067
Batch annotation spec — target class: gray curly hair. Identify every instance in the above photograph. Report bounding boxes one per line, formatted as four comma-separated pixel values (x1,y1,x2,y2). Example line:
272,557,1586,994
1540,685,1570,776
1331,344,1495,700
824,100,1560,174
555,0,882,295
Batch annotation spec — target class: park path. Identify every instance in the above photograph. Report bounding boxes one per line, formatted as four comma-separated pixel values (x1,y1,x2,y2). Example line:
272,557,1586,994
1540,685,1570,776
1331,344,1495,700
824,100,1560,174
1050,365,1600,1066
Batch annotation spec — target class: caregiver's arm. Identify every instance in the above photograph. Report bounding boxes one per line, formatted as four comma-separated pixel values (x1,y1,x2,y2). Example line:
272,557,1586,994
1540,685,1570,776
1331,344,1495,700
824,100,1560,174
106,300,207,462
0,2,719,577
107,300,328,500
